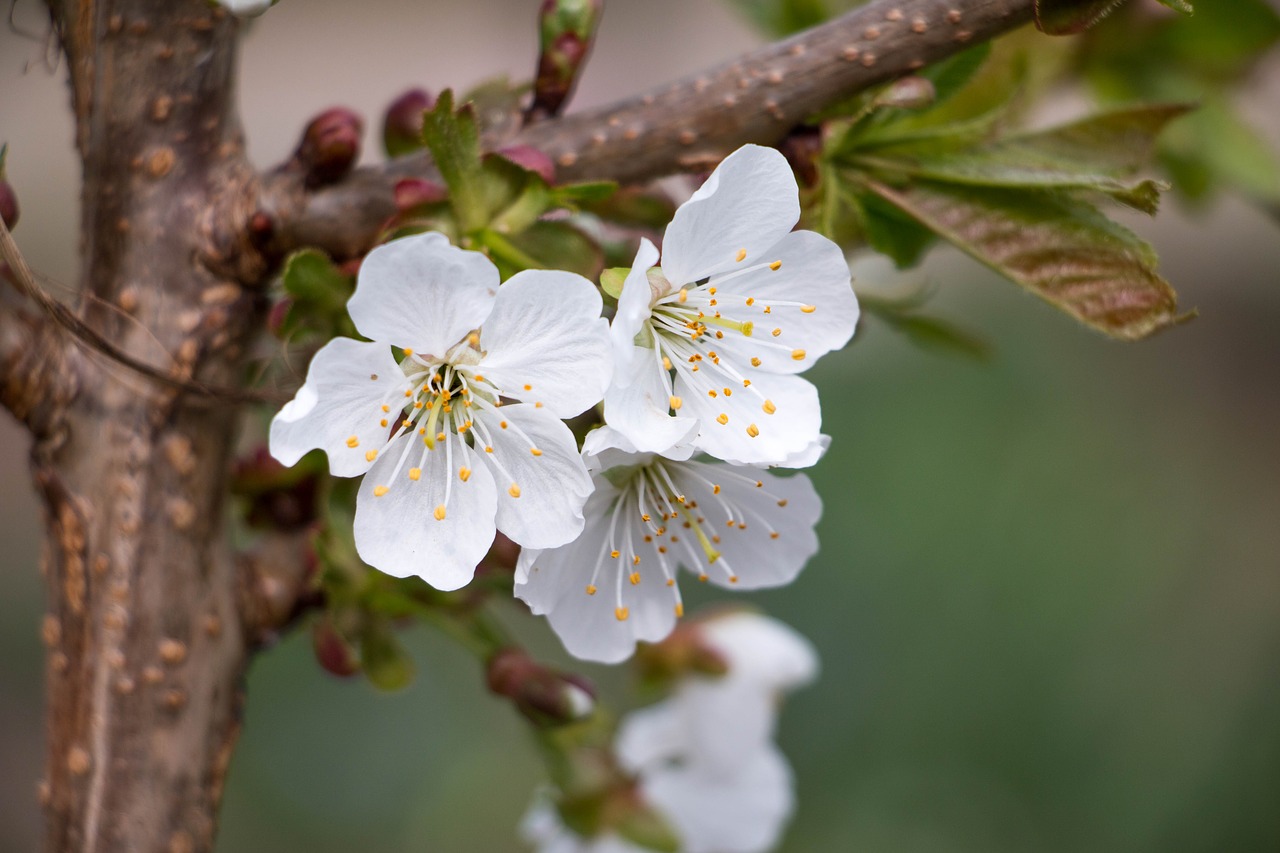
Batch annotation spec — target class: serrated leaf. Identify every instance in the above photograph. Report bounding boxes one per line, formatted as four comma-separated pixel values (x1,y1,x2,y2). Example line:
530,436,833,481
421,90,491,234
1035,0,1127,35
863,180,1185,340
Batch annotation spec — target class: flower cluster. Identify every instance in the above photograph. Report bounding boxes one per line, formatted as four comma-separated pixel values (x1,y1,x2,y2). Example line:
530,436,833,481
521,613,819,853
269,143,857,851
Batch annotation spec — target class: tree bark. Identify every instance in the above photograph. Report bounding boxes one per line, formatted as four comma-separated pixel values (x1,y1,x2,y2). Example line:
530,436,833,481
37,3,266,851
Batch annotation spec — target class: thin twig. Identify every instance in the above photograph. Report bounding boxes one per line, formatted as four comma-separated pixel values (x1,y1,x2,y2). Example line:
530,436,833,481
0,218,287,405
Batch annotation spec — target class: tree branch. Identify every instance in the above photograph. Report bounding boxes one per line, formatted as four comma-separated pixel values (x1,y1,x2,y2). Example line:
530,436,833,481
261,0,1036,259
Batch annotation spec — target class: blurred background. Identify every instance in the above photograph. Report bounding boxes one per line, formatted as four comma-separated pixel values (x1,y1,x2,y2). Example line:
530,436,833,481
2,1,1279,851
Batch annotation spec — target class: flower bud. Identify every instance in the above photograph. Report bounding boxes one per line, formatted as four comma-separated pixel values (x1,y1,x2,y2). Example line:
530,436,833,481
294,107,363,188
874,76,937,110
528,0,603,121
312,617,361,678
493,145,556,184
393,177,449,211
383,88,434,158
487,647,596,726
0,179,17,231
266,297,294,339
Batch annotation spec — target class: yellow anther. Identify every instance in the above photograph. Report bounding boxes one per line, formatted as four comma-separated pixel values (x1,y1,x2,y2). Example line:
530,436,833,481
770,531,780,539
709,287,717,295
586,584,597,595
716,413,729,425
508,484,521,498
615,607,630,621
769,260,782,271
746,297,755,306
433,505,447,520
419,427,426,435
723,387,732,396
632,555,641,566
474,374,484,382
629,572,640,585
674,603,684,617
741,321,754,336
468,332,480,346
365,449,378,462
486,446,494,453
801,304,816,313
713,484,721,494
404,389,412,397
530,448,543,456
641,513,652,522
772,328,782,337
674,288,688,305
437,432,446,442
669,395,683,411
379,419,388,427
408,468,421,481
715,330,724,339
403,348,414,356
500,421,508,429
729,575,740,583
763,399,776,414
346,435,360,448
414,401,424,409
778,498,789,507
709,299,717,306
523,384,532,391
459,467,471,482
764,306,772,314
791,349,806,360
381,405,390,413
698,573,709,582
373,485,389,497
709,390,718,398
746,424,760,437
610,550,620,559
755,480,763,488
751,357,762,367
736,248,747,262
662,356,673,370
743,379,752,387
535,402,544,408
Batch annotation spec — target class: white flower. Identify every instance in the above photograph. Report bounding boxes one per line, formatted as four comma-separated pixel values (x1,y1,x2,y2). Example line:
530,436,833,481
515,429,822,663
216,0,276,17
604,144,859,467
522,614,816,853
270,232,611,590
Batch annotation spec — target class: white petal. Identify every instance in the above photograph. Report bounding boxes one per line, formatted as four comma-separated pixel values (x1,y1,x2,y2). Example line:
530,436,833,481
676,370,821,467
704,229,859,374
478,270,612,418
347,232,498,356
611,239,661,383
672,462,821,591
581,426,694,470
473,404,593,550
614,698,689,774
644,744,795,853
661,146,800,287
773,433,830,469
269,337,410,477
516,486,679,664
701,612,820,692
353,433,497,590
602,340,699,455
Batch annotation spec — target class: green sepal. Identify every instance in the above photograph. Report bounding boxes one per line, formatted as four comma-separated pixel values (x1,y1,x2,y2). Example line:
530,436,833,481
600,267,630,299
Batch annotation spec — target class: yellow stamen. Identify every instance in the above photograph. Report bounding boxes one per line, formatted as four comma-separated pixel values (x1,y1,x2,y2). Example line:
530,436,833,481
508,484,521,498
530,448,543,457
403,348,413,356
801,304,816,313
746,424,760,437
408,467,421,481
769,260,782,271
629,572,640,585
674,602,684,617
615,607,630,621
662,356,673,370
735,248,747,262
751,357,762,367
523,384,532,391
381,405,390,413
778,499,789,507
379,419,388,427
346,435,360,448
763,400,776,414
678,287,688,303
669,395,683,410
373,485,389,497
459,467,471,482
771,328,782,337
468,332,480,346
585,584,597,595
610,550,620,559
746,297,755,306
791,349,806,360
365,449,378,462
716,413,729,425
500,421,508,429
433,505,447,521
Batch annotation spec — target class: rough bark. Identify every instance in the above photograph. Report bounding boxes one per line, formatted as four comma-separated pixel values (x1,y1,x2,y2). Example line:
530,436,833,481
35,3,271,851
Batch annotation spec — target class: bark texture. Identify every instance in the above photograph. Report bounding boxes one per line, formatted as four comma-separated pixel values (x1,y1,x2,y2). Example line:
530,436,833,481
36,3,269,851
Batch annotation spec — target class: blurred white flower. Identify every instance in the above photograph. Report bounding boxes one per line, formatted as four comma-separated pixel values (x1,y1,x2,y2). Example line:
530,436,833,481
515,429,822,663
216,0,276,17
270,232,611,590
523,613,818,853
604,144,858,467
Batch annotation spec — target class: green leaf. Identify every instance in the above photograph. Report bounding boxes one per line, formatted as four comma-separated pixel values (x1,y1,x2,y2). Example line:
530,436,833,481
1035,0,1127,35
501,220,605,280
921,43,993,107
1154,0,1193,14
600,267,629,300
421,90,491,234
859,294,991,360
281,248,351,304
862,179,1187,340
856,190,938,267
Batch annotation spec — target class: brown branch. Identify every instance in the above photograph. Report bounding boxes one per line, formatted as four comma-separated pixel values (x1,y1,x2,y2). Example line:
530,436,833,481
261,0,1037,259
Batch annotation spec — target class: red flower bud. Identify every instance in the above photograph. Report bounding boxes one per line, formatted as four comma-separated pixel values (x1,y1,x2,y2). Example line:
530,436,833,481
0,179,18,231
312,617,361,678
393,177,449,210
383,88,435,158
493,145,556,184
295,107,363,188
